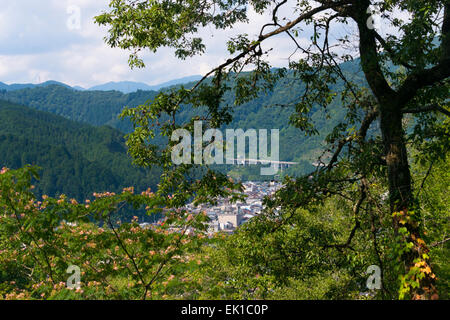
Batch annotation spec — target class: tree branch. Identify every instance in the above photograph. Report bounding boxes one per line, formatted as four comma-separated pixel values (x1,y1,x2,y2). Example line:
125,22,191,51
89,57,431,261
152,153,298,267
430,237,450,247
326,108,378,171
188,1,352,94
107,207,147,294
402,104,450,117
373,30,416,70
397,4,450,106
353,1,396,104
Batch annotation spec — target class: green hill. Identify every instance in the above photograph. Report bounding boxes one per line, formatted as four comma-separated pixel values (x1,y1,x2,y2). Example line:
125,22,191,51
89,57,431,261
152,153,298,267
0,85,157,130
0,99,161,203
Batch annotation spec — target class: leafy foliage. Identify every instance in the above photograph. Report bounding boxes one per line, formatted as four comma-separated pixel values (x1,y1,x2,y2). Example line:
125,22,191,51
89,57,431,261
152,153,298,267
93,0,449,300
0,166,211,300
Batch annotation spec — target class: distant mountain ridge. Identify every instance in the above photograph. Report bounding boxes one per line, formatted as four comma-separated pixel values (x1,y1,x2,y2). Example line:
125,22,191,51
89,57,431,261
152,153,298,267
0,80,73,91
0,75,203,94
87,75,203,93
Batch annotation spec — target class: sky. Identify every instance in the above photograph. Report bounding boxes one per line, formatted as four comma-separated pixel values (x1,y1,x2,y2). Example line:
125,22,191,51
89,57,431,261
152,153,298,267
0,0,324,88
0,0,367,89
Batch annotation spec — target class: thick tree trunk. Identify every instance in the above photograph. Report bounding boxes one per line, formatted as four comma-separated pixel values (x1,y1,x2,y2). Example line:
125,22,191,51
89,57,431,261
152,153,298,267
379,106,438,300
354,0,442,300
379,108,412,216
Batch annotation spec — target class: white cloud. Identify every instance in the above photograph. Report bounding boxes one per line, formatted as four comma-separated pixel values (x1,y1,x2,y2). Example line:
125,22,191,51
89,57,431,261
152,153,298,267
0,0,353,88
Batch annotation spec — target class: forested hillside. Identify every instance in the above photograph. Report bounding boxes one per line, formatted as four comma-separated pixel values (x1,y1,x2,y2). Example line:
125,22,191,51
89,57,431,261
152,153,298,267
0,100,161,202
0,60,366,177
0,85,157,131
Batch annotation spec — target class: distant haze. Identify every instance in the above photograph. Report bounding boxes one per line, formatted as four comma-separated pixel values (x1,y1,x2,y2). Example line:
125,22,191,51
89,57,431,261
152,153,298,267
87,75,203,93
0,75,203,94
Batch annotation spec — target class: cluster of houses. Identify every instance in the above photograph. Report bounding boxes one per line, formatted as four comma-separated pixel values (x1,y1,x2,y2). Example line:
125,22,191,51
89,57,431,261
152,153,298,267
183,181,283,234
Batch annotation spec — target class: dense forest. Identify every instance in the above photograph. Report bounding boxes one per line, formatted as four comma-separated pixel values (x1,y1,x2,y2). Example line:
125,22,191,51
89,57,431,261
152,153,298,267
0,99,161,207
